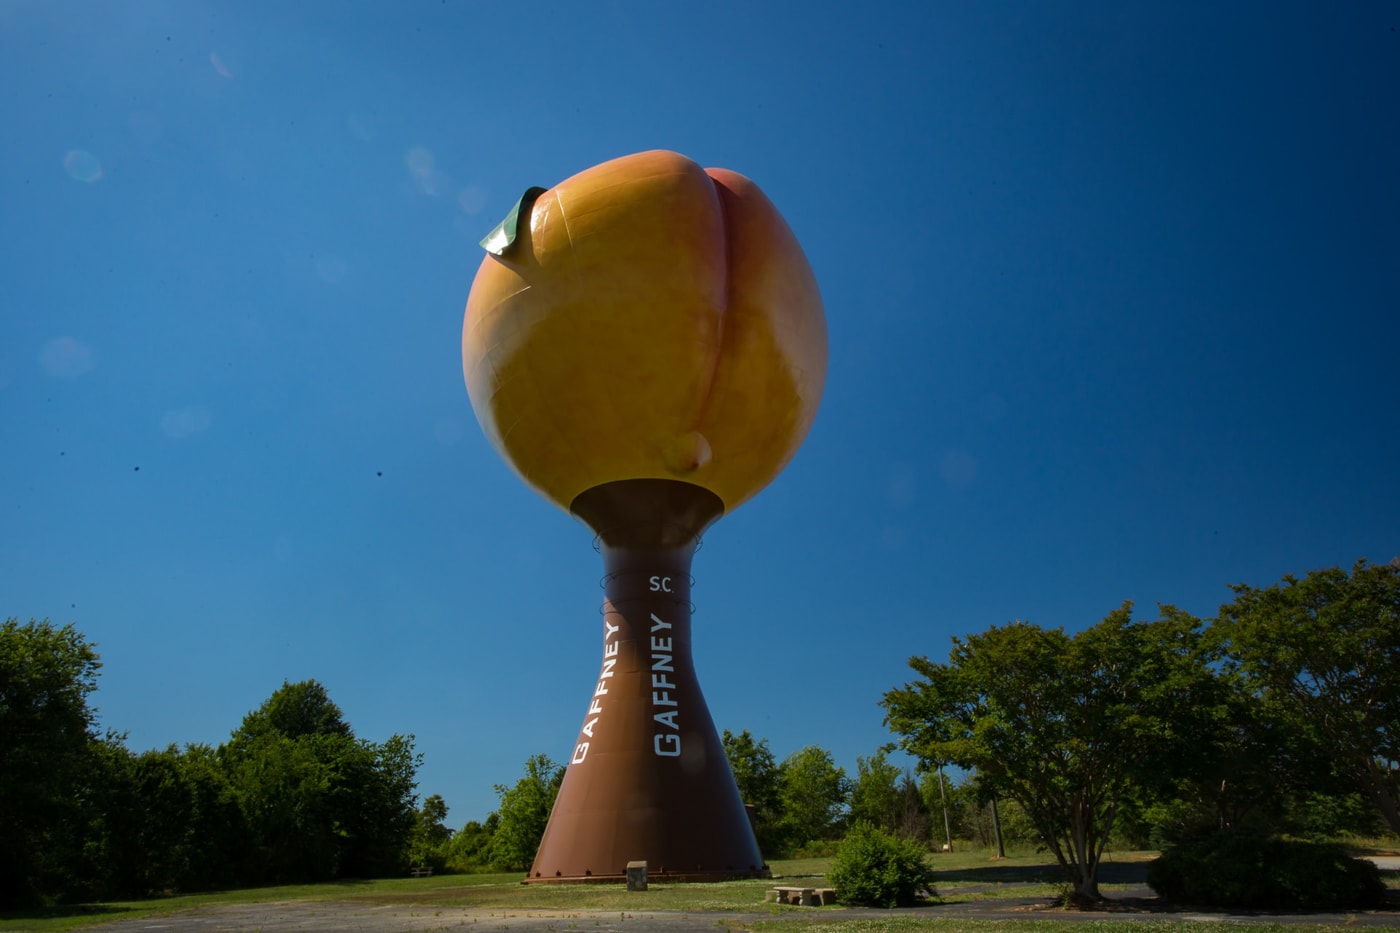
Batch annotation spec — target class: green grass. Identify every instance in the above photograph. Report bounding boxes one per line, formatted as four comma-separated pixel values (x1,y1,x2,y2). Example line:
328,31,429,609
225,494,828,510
0,871,555,931
2,848,1393,933
0,868,793,931
748,922,1382,933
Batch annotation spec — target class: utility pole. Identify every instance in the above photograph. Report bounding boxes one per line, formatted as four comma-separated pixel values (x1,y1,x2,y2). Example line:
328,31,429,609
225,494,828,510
937,765,953,852
990,796,1006,858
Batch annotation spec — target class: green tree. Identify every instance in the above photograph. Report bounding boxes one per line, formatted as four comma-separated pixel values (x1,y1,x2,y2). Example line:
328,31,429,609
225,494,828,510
0,618,105,907
883,603,1223,902
1125,672,1332,847
230,678,353,744
128,747,198,892
895,771,933,843
225,731,340,882
409,793,454,872
335,732,420,878
90,742,197,897
445,812,499,873
849,748,903,834
777,745,849,849
84,739,248,897
489,754,563,871
174,743,249,889
222,680,420,883
722,728,783,853
1213,559,1400,834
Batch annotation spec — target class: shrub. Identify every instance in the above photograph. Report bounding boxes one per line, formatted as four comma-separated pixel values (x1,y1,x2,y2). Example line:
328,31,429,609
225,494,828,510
1147,835,1385,910
828,821,935,907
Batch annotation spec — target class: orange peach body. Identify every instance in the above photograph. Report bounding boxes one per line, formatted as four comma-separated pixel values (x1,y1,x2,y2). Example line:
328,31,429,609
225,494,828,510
463,149,827,514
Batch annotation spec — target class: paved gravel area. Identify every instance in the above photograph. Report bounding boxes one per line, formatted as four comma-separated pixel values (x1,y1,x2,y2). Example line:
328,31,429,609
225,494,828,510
75,858,1400,932
86,905,770,932
79,890,1400,932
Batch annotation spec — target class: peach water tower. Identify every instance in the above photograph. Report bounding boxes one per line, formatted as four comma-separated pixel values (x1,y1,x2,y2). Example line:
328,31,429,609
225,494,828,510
462,150,827,882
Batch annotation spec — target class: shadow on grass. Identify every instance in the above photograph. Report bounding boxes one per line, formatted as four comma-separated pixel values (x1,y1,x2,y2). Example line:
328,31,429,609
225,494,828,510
0,905,133,923
935,860,1151,886
1,877,384,924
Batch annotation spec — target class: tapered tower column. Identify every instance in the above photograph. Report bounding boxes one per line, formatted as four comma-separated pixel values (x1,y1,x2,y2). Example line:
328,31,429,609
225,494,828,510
526,479,764,882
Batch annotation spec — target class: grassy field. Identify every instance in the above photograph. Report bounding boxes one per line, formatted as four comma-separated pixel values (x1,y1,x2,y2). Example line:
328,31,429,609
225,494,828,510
1,847,1394,933
745,922,1384,933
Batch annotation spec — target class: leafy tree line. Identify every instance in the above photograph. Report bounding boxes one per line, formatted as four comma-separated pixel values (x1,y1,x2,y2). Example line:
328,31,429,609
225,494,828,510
1,619,422,908
402,560,1400,884
1,613,877,897
8,558,1392,905
883,558,1399,902
399,752,565,875
722,734,1044,858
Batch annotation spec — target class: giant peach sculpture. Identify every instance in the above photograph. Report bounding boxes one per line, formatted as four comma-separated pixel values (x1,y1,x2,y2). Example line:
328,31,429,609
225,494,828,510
463,150,827,882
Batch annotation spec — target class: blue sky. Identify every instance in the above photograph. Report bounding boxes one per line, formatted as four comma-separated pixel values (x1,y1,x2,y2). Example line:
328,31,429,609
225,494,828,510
3,1,1397,825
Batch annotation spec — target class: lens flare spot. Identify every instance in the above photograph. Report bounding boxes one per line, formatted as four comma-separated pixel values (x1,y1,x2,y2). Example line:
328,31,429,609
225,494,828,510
405,147,448,196
457,186,487,215
405,147,434,175
63,150,103,183
161,406,212,438
39,337,95,378
210,51,235,78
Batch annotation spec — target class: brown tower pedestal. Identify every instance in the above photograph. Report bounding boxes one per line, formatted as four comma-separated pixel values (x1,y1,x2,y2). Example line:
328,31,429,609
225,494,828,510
524,479,768,883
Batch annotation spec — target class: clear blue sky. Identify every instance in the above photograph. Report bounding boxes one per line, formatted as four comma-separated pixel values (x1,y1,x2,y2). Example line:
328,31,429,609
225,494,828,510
3,1,1397,825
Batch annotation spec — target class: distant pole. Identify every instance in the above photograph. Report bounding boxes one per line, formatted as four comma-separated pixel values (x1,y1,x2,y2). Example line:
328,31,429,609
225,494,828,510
937,765,953,852
990,796,1006,858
